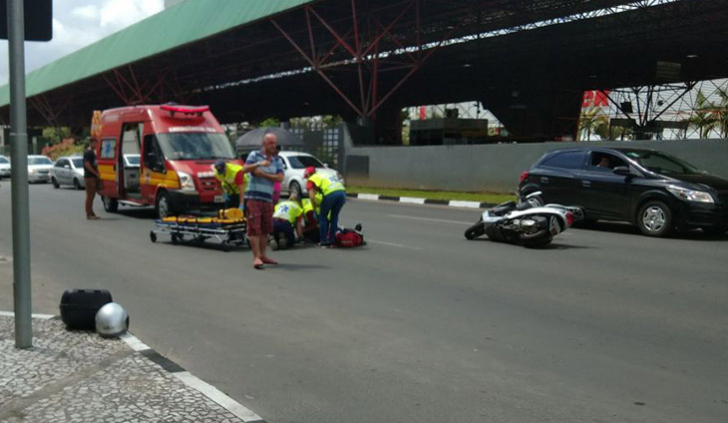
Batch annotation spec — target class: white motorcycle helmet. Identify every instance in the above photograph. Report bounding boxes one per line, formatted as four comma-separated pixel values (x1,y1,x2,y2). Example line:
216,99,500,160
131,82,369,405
95,302,129,337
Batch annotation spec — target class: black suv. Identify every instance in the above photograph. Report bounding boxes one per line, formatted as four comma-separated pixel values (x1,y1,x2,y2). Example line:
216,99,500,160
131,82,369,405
519,148,728,237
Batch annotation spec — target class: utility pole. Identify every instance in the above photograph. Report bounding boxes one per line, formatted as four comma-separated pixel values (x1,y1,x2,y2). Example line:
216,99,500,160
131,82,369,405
7,0,32,348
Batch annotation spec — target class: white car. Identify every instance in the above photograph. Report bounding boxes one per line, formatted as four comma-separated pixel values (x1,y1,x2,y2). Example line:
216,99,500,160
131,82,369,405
51,156,86,189
278,151,342,196
27,155,54,183
0,155,10,179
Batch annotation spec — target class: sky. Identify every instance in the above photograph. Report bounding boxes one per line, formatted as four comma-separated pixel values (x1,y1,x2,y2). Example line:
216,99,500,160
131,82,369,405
0,0,164,85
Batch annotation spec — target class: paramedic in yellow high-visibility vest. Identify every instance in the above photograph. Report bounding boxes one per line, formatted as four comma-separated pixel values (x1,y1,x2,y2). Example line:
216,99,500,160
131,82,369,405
272,192,304,249
213,159,266,212
301,197,320,244
305,166,346,247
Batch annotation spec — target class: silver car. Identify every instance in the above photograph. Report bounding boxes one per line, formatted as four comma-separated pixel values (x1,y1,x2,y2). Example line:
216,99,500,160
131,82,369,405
51,156,86,189
27,155,54,183
0,155,10,179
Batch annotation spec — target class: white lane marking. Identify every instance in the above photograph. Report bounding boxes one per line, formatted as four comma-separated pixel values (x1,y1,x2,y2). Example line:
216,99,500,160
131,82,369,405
399,197,426,204
174,371,265,422
120,332,152,352
0,311,55,319
357,193,380,201
388,214,472,225
367,239,423,250
449,200,482,208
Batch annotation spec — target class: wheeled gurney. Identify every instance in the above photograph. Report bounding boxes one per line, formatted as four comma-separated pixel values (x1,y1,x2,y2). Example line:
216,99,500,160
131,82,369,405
149,215,247,251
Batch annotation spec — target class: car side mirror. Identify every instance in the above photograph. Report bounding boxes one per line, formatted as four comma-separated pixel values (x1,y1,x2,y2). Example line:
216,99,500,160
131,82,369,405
613,166,632,177
64,164,70,169
323,163,329,168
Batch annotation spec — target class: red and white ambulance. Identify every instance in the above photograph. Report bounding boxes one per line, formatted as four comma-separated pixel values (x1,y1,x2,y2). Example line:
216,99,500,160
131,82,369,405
92,104,241,218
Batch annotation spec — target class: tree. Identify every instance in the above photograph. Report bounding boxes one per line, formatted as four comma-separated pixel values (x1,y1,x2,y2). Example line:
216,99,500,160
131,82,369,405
578,108,608,141
42,126,71,144
259,117,280,128
686,90,718,138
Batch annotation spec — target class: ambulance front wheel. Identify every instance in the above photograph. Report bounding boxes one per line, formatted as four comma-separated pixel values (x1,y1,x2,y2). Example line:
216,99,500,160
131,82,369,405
156,191,173,219
103,196,119,213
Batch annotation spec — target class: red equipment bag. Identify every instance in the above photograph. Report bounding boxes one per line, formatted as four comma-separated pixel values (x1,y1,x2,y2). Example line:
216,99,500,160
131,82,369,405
335,228,365,248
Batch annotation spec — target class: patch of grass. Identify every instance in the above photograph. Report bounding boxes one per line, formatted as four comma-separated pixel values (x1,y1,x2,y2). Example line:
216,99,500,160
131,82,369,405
347,185,516,204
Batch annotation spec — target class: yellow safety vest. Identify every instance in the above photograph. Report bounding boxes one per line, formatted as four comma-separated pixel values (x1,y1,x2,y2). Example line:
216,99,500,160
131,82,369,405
302,198,315,215
273,201,303,225
308,172,345,196
215,164,247,195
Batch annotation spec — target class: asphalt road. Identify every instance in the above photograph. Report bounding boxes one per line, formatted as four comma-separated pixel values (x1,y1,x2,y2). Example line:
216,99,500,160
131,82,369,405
1,182,727,423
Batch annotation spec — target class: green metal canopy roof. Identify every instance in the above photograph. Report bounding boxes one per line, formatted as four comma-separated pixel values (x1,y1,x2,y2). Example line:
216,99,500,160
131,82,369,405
0,0,313,107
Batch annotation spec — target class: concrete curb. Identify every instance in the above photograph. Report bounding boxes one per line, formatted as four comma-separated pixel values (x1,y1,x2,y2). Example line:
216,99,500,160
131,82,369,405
119,332,267,423
347,192,496,209
1,311,266,423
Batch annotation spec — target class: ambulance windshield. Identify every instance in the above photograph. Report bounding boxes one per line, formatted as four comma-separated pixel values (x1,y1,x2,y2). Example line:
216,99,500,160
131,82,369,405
156,132,235,161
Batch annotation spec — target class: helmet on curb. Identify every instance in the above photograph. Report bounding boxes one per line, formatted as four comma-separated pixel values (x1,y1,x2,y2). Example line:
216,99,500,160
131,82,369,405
304,166,316,178
95,302,129,337
214,160,227,175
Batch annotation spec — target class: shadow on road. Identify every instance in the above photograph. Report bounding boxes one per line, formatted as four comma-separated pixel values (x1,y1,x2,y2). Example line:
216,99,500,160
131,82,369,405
574,222,728,241
274,263,331,271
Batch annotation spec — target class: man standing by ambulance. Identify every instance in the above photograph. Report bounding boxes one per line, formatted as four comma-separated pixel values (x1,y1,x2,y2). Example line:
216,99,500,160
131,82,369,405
214,159,267,212
305,166,346,247
246,133,285,269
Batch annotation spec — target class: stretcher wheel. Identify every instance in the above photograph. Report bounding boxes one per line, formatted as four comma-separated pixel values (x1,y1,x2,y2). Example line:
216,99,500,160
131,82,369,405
171,233,180,245
149,231,157,243
221,242,231,252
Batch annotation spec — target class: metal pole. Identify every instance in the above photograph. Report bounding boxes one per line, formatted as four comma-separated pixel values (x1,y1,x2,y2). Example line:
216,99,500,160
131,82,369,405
7,0,33,348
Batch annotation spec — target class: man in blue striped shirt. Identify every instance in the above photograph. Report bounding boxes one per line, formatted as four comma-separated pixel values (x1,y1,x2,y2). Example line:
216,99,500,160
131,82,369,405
245,133,285,269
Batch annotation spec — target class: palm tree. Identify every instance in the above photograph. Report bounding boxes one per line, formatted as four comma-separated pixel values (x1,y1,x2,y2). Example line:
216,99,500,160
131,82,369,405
578,108,608,141
711,88,728,138
686,90,718,138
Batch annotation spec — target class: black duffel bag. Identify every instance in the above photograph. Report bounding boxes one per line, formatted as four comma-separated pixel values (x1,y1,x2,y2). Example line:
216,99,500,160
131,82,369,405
59,289,113,330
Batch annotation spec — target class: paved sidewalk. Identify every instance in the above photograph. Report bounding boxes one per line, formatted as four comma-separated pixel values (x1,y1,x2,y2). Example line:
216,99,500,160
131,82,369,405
0,314,264,423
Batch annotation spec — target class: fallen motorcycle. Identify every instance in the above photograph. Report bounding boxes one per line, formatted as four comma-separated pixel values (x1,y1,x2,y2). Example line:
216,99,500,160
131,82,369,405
464,192,582,247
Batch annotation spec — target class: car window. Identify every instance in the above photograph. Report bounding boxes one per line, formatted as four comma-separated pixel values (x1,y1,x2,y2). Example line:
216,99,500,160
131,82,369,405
623,150,700,175
0,157,9,164
125,155,140,166
72,158,84,168
589,152,627,171
540,152,585,170
286,155,324,169
28,157,52,165
55,159,67,168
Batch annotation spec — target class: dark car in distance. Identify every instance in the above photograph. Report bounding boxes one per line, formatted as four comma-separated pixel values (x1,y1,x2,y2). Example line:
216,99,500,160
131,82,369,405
518,148,728,237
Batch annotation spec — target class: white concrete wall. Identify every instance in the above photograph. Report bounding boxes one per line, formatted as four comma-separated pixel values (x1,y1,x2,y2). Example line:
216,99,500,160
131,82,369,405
346,139,728,193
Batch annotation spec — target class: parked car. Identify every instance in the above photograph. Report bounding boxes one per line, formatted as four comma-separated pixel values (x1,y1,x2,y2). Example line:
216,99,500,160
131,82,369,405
0,155,10,179
278,151,342,196
27,155,54,183
51,156,86,189
519,148,728,237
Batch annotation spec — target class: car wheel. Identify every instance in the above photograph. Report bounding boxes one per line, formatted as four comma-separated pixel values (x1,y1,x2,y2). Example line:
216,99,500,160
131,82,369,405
290,181,302,197
156,191,174,219
102,196,119,213
51,177,60,189
637,200,673,237
73,178,82,190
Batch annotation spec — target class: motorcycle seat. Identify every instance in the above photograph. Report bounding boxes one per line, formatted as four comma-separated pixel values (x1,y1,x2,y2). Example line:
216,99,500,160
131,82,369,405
490,201,517,216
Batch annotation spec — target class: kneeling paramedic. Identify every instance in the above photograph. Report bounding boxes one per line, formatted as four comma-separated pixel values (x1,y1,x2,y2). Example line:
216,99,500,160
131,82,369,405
214,160,266,212
271,192,304,249
301,195,321,244
305,166,346,246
